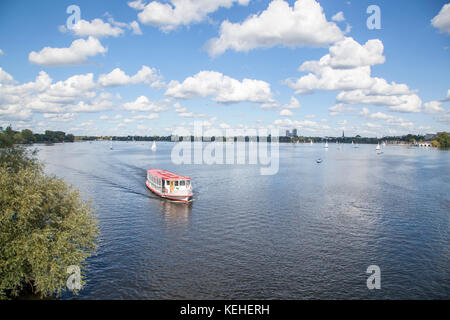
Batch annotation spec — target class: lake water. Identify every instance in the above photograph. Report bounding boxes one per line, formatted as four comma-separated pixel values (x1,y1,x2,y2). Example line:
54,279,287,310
36,141,449,299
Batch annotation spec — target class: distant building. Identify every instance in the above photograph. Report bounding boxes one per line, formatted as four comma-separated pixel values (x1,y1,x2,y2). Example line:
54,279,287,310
292,129,298,137
342,131,345,139
286,130,290,137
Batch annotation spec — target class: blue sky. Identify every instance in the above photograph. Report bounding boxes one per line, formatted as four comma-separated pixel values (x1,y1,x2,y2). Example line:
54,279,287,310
0,0,449,137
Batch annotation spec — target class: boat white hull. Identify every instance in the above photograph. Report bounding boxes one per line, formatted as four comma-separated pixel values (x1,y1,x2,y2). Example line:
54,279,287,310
146,181,192,203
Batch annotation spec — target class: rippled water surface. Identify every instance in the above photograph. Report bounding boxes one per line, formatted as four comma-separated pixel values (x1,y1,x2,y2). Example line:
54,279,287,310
36,141,449,299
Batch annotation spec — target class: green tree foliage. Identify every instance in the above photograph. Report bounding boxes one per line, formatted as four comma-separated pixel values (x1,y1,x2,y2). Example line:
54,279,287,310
65,134,75,143
0,146,99,299
20,129,36,144
434,132,449,149
0,133,14,148
0,127,76,146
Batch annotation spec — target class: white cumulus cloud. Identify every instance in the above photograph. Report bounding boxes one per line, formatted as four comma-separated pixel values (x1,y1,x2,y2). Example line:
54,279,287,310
287,36,422,113
122,96,168,112
206,0,344,57
98,66,159,87
29,37,107,66
131,0,249,32
70,19,124,38
0,67,14,83
424,101,445,114
332,11,345,22
165,71,273,104
431,3,450,35
284,96,301,109
280,109,294,116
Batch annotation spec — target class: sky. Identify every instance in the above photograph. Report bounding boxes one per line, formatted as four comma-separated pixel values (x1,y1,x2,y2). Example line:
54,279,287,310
0,0,449,137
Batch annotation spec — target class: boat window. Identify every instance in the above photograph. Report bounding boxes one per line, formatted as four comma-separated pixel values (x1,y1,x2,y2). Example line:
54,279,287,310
186,180,190,186
166,180,170,186
180,180,185,186
175,181,179,186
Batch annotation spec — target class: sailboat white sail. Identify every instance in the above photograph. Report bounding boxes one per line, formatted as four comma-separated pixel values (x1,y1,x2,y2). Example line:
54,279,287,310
151,141,157,151
376,142,381,151
324,141,328,148
110,138,113,150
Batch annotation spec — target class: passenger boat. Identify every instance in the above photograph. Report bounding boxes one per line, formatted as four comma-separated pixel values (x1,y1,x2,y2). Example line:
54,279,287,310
146,169,193,203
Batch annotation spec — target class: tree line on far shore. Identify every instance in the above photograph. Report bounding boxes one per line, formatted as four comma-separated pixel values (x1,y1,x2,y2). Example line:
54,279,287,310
0,126,74,147
288,133,449,146
1,126,448,149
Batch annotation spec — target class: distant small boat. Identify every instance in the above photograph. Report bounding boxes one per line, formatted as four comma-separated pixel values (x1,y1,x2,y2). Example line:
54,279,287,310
110,138,113,150
310,140,313,145
324,141,328,148
316,158,322,163
376,143,381,151
151,141,157,152
382,141,387,147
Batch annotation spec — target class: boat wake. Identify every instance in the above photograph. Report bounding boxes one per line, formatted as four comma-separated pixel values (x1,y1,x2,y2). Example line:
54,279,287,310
48,163,158,199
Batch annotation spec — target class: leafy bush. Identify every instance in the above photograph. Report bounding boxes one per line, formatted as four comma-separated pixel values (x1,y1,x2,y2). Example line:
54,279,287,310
0,146,99,299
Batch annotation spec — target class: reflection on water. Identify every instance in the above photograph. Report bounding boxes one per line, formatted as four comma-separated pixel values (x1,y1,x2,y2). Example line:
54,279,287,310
35,141,450,299
158,200,192,228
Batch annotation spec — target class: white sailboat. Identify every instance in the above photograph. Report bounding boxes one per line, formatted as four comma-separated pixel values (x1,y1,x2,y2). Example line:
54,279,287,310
324,141,328,148
376,142,381,151
110,138,113,150
310,140,313,145
151,140,157,152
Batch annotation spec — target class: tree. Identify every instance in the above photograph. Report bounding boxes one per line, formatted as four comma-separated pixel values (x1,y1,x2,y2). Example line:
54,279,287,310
21,129,36,144
434,132,449,149
0,126,15,148
0,133,14,148
0,146,99,299
64,134,75,143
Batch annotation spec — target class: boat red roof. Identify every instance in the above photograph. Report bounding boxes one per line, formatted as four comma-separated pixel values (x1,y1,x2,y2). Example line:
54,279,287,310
147,169,190,180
